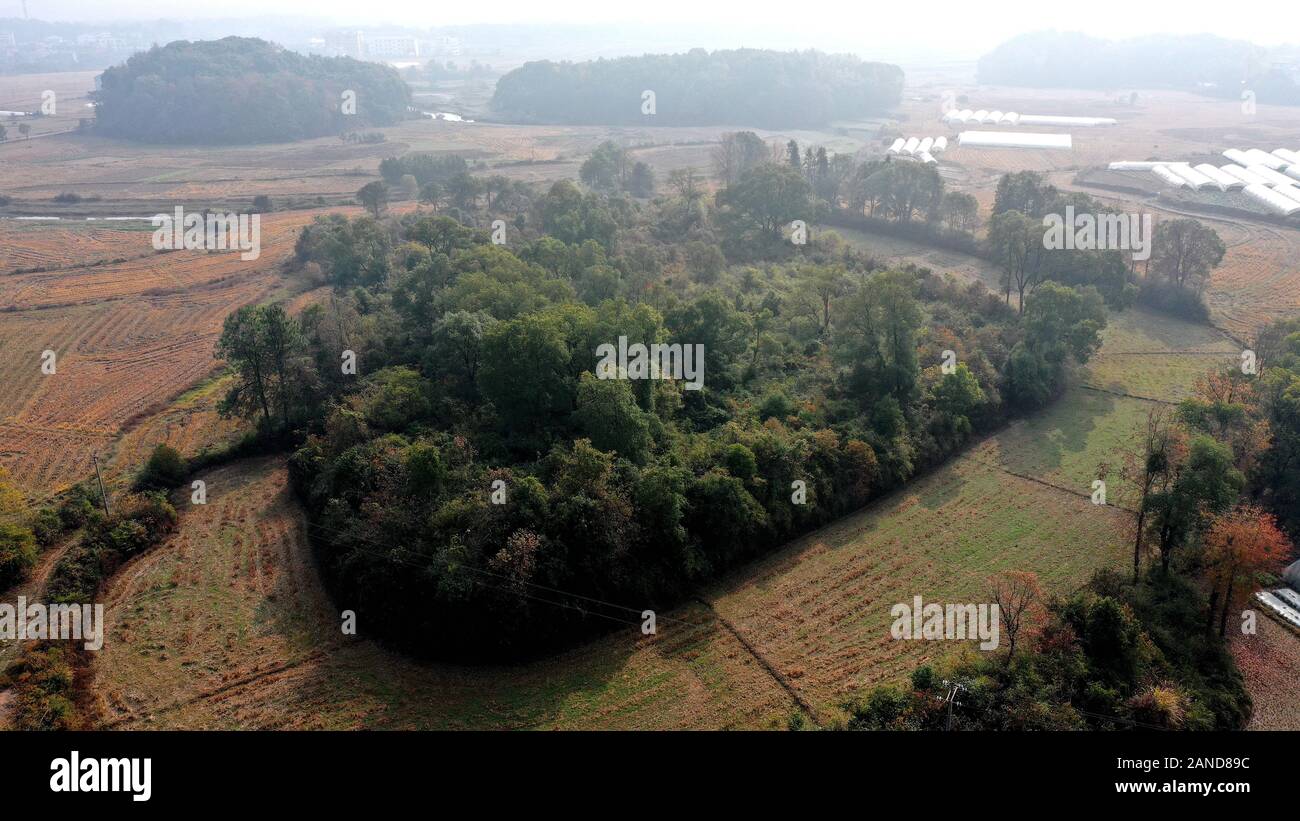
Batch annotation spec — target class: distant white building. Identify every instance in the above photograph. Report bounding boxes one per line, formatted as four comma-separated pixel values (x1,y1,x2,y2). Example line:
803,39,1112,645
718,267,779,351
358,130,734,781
365,35,420,60
76,32,123,49
323,30,364,59
0,33,16,48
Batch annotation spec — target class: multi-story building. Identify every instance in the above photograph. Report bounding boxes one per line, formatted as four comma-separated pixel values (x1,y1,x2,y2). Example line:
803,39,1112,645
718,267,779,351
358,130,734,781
365,35,420,60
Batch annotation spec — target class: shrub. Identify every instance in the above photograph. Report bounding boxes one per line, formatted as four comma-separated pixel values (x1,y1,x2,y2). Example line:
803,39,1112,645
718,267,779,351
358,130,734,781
136,443,187,491
0,522,37,589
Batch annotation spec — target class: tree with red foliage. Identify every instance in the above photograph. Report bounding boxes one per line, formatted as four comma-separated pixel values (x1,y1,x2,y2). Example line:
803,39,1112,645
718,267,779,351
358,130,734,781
1203,505,1293,637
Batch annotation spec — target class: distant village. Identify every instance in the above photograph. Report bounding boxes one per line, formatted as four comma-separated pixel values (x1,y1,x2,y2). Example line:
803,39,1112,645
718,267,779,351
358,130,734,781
0,19,483,75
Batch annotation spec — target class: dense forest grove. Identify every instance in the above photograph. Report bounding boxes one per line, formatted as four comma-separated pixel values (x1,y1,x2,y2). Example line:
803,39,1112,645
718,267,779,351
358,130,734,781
5,137,1298,730
978,31,1300,105
489,49,904,127
92,37,412,144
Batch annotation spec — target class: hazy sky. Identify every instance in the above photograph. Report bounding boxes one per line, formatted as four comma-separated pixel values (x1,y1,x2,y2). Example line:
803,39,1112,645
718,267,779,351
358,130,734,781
11,0,1299,53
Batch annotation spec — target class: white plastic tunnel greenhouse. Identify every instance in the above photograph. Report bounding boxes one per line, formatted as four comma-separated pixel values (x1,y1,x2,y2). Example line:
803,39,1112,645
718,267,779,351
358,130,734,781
1164,164,1218,190
1151,165,1189,187
1243,183,1300,216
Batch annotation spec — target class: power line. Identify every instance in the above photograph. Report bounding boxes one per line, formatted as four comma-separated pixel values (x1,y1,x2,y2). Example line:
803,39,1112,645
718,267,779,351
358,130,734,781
297,515,696,628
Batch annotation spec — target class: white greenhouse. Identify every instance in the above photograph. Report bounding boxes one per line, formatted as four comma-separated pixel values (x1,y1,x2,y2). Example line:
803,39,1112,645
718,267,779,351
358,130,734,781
957,131,1072,149
1243,183,1300,216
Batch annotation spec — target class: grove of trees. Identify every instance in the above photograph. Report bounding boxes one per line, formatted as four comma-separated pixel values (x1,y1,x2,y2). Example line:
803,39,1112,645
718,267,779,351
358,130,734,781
490,49,903,128
199,137,1126,663
93,37,412,144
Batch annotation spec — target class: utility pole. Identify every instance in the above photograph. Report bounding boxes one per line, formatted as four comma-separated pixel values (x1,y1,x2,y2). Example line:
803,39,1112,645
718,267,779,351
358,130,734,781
942,679,967,731
91,453,111,515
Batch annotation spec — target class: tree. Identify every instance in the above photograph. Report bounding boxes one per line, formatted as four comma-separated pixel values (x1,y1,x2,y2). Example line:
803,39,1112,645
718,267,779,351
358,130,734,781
419,180,445,209
938,191,979,233
295,214,392,289
667,167,702,205
579,141,628,192
1120,406,1185,580
719,163,813,240
17,123,30,140
215,303,313,430
801,264,848,333
260,303,312,429
992,171,1056,218
478,312,573,434
573,372,653,463
685,241,725,284
853,163,893,217
988,570,1042,662
1203,505,1292,636
1021,281,1106,366
251,194,273,213
357,181,389,217
432,310,493,391
0,522,36,590
1151,218,1225,293
217,305,274,425
834,270,922,404
627,162,656,198
1145,435,1243,573
712,131,769,188
931,364,986,433
878,162,943,223
540,180,617,249
987,209,1044,312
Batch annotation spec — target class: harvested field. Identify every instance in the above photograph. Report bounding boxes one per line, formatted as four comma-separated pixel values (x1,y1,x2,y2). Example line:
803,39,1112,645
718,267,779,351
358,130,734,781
93,459,796,730
0,71,96,141
1232,617,1300,730
0,209,360,498
101,373,245,492
1205,221,1300,340
702,456,1131,710
0,220,154,274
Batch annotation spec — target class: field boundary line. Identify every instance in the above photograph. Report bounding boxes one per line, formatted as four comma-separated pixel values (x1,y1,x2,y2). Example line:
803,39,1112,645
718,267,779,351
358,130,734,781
962,454,1140,515
1092,350,1239,357
692,597,826,727
1078,384,1178,405
99,649,333,729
